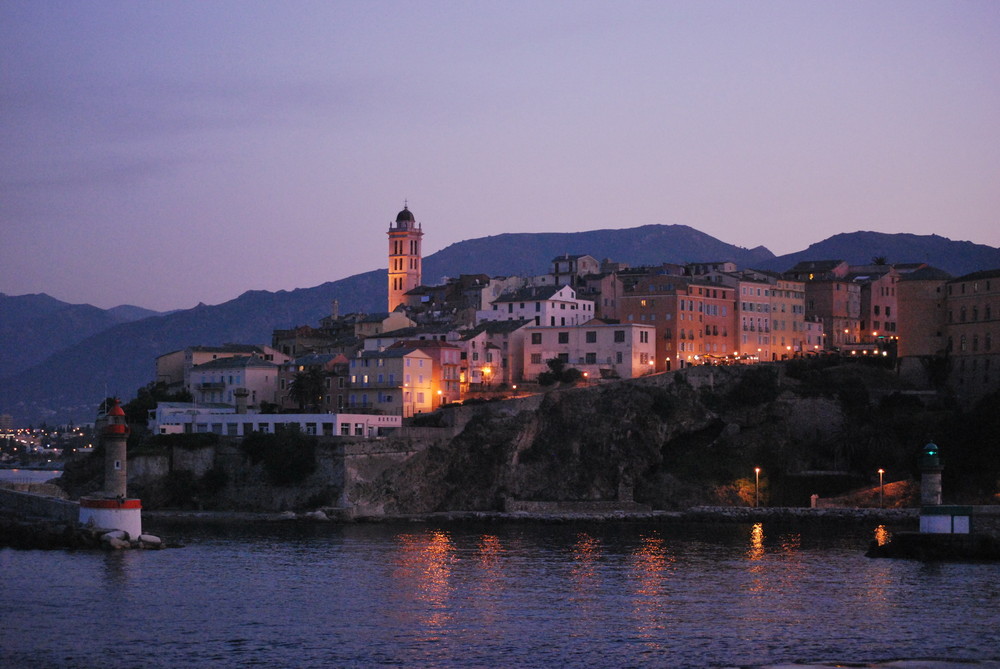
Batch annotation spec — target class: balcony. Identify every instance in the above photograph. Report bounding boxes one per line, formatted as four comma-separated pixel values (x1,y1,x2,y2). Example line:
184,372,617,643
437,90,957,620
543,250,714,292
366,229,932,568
197,382,225,391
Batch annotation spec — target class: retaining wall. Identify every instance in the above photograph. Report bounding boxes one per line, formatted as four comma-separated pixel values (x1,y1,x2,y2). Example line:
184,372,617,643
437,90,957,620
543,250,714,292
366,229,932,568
0,487,78,523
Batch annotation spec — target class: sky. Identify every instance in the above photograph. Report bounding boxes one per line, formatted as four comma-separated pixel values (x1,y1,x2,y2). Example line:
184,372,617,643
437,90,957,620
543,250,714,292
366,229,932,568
2,1,999,312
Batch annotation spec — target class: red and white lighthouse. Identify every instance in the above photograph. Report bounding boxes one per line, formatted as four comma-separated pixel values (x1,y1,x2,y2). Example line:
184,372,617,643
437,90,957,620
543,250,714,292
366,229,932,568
78,399,142,538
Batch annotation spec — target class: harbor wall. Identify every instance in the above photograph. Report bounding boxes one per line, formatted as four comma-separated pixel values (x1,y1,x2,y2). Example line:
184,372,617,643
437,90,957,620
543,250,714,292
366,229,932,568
0,487,78,523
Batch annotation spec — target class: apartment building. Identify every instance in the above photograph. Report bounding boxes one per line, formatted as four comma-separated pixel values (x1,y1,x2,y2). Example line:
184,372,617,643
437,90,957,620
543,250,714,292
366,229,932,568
945,269,1000,403
477,285,596,328
522,320,657,380
348,348,434,417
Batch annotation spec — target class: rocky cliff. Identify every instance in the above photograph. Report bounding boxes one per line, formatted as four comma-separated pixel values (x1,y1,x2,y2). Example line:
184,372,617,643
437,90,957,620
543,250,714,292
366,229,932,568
346,361,993,514
61,360,999,514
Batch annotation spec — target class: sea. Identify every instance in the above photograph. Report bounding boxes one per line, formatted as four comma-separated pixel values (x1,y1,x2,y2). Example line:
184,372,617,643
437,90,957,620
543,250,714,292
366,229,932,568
1,513,999,669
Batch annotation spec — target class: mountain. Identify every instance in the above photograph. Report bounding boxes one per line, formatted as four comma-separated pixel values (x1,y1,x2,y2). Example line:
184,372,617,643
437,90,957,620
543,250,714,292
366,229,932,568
1,226,997,425
758,231,1000,277
0,271,383,425
422,224,774,282
0,293,162,379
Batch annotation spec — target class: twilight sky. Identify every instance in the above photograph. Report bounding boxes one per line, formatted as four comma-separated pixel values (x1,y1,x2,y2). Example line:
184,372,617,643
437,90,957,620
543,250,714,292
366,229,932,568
2,1,998,311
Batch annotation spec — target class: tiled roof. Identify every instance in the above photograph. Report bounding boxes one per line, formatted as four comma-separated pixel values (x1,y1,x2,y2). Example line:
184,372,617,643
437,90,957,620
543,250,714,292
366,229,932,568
900,267,952,281
492,285,565,302
291,353,337,366
191,355,276,370
461,319,533,339
950,268,1000,283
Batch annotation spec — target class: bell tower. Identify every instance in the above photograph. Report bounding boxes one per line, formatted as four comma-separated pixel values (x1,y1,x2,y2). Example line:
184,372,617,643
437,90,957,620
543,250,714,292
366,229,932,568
387,204,423,312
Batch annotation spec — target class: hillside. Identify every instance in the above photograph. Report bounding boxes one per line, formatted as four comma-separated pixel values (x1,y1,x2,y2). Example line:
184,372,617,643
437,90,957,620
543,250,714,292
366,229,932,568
422,224,774,281
761,231,1000,276
0,270,384,425
0,293,161,378
78,362,1000,513
2,226,998,425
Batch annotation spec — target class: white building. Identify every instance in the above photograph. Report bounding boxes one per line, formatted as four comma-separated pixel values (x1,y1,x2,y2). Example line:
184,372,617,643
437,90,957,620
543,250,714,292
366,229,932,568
188,355,280,409
149,403,401,438
522,319,657,380
477,284,595,328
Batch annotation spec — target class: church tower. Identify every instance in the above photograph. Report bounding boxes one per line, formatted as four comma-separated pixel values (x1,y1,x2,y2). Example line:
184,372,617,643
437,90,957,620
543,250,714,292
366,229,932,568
387,204,423,312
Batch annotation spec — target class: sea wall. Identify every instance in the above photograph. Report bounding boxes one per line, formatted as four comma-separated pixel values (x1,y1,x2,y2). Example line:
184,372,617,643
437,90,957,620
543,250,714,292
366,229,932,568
0,487,78,523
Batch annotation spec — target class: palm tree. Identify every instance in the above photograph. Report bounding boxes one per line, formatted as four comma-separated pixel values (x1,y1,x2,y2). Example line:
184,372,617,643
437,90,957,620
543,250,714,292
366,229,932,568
872,255,888,266
289,368,325,412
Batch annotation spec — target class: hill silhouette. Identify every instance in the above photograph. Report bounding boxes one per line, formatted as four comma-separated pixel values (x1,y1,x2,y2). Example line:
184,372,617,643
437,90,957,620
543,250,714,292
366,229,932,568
1,227,997,424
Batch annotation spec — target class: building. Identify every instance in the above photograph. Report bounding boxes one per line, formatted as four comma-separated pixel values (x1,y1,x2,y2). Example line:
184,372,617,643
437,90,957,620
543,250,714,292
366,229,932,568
348,348,434,417
385,340,462,405
277,353,350,412
551,254,600,288
944,269,1000,403
458,319,533,387
188,355,280,409
155,344,286,393
785,260,861,350
618,273,736,370
848,264,905,344
477,284,596,328
896,266,952,359
387,205,423,312
522,319,657,380
149,402,401,438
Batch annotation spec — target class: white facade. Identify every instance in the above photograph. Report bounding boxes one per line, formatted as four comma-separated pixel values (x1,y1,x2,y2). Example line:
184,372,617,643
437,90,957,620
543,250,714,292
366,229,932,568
522,320,657,380
79,499,142,538
188,356,279,409
477,285,595,328
150,403,401,438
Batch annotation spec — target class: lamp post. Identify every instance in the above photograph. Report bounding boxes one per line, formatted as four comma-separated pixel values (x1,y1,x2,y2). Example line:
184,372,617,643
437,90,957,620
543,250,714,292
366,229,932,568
754,467,761,507
878,468,885,508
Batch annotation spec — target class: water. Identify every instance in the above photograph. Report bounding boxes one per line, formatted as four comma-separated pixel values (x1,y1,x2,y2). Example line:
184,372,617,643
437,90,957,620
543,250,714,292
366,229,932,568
1,520,998,668
0,468,62,484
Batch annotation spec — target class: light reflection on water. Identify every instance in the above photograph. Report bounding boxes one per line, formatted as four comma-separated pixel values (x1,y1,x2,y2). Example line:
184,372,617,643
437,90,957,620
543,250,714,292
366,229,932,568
2,520,999,669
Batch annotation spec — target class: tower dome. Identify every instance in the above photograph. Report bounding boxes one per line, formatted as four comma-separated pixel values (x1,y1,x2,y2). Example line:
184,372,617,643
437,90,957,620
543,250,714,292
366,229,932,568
396,206,415,224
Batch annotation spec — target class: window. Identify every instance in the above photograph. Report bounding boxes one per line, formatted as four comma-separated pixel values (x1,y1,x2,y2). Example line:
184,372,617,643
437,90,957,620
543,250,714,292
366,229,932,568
531,353,542,364
585,331,597,343
640,331,649,343
616,351,623,364
585,352,597,364
531,332,542,345
558,332,569,344
614,330,625,342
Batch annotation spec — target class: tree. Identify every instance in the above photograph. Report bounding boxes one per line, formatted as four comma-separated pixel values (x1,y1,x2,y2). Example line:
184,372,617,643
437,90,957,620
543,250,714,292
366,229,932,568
872,255,888,266
123,382,193,427
289,368,326,412
537,357,583,386
241,427,317,486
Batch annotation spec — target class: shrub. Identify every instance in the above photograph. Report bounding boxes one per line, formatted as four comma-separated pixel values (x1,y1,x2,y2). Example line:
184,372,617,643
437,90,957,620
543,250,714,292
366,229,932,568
240,430,317,487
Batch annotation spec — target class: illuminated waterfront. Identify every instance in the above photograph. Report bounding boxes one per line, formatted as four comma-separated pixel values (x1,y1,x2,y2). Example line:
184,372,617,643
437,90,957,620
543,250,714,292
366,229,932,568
2,520,998,668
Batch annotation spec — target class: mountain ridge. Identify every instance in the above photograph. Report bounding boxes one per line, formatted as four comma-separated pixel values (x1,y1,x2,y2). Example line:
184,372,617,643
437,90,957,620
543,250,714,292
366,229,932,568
2,226,998,424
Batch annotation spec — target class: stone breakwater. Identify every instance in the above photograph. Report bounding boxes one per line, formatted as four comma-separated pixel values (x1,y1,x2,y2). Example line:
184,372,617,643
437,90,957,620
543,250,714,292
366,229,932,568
0,515,169,550
143,506,920,526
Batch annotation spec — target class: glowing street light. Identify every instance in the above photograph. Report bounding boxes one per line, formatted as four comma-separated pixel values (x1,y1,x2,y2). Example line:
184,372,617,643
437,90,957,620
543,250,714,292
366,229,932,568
878,468,885,508
754,467,761,507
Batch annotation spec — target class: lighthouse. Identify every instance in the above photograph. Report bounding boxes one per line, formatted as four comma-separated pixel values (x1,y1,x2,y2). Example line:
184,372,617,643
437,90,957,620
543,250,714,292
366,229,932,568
78,399,142,538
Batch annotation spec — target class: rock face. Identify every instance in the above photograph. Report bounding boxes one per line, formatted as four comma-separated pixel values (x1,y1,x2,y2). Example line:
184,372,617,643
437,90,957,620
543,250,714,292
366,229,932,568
88,360,996,516
346,365,892,515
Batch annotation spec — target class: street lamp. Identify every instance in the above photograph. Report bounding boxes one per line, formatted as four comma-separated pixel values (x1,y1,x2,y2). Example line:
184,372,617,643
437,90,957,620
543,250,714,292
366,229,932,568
878,468,885,508
754,467,761,507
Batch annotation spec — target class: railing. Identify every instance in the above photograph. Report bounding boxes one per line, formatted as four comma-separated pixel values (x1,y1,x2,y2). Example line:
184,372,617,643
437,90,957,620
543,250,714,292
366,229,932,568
197,382,225,390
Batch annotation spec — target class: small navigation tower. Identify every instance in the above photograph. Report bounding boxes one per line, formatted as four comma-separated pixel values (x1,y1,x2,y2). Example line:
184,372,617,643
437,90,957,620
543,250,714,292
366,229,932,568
78,399,142,538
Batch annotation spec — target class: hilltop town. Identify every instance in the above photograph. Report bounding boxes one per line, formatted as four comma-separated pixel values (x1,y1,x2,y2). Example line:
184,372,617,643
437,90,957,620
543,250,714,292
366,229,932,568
145,205,998,439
